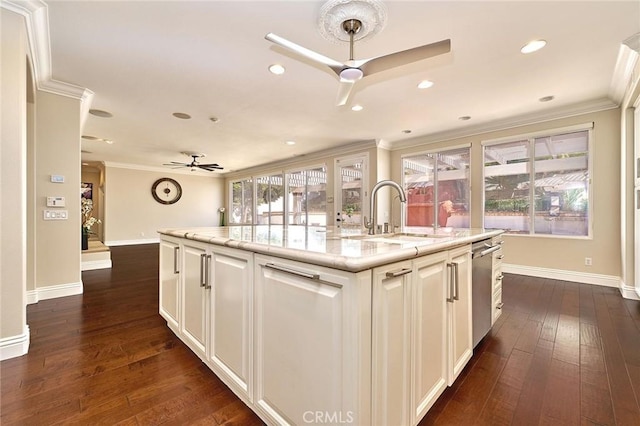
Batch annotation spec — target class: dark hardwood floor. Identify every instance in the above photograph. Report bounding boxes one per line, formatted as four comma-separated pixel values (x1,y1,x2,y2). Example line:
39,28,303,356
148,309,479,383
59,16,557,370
2,244,640,425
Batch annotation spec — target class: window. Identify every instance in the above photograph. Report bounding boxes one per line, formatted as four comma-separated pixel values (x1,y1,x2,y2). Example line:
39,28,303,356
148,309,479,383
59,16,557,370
230,178,253,224
255,174,284,225
403,146,471,229
286,166,327,226
483,127,591,237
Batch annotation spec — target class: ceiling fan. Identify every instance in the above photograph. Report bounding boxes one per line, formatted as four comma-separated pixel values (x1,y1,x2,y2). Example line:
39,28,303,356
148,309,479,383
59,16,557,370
265,19,451,106
163,152,224,172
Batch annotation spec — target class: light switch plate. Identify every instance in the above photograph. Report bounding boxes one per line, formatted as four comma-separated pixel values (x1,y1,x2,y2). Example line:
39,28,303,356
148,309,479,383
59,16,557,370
50,175,65,183
43,210,68,220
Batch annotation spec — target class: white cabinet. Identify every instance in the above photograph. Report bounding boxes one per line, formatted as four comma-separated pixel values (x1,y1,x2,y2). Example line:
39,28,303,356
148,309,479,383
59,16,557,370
371,245,471,426
207,247,253,402
447,245,473,385
181,240,210,359
159,237,181,333
491,235,504,324
411,251,449,423
253,254,371,426
372,260,412,426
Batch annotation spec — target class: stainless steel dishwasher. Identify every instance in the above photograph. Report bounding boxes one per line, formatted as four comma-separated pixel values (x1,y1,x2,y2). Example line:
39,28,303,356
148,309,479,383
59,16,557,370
472,239,502,347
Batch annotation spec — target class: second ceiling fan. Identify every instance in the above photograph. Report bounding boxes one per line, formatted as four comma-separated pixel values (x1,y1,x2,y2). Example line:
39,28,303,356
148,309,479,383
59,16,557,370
265,18,450,106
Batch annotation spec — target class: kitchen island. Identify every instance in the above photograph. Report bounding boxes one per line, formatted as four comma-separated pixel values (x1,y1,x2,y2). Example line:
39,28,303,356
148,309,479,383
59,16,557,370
158,225,503,426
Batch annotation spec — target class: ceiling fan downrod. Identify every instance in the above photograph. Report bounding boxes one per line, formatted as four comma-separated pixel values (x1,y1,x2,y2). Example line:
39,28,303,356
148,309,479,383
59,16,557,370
342,19,362,61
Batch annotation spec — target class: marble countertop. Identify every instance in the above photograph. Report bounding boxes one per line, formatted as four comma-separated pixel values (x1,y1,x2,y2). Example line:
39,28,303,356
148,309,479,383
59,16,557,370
158,225,504,272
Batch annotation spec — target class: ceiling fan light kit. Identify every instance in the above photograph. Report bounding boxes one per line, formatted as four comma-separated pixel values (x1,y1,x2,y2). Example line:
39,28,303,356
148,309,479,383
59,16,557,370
265,0,451,106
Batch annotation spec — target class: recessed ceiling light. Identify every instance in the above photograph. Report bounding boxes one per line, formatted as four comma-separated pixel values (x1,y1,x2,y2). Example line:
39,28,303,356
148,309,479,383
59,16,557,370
417,80,434,89
269,64,285,75
89,109,113,118
82,162,89,166
402,129,412,134
539,95,555,102
172,112,191,119
82,135,100,140
209,117,219,123
351,105,363,112
105,140,114,144
521,39,547,54
458,116,471,121
285,140,296,145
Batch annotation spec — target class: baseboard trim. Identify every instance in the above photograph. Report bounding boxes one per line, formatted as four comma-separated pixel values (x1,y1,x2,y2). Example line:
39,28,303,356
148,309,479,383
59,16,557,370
620,283,640,300
105,238,160,246
81,259,113,271
26,281,83,305
0,326,30,361
503,263,620,288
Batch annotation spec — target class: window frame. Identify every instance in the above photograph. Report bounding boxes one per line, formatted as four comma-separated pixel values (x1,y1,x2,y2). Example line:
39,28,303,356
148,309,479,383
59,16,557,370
284,163,328,227
481,123,594,239
401,143,471,229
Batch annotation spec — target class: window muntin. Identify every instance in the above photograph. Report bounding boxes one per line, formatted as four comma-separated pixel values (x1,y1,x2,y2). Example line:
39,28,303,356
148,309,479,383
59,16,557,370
403,147,471,229
483,130,590,237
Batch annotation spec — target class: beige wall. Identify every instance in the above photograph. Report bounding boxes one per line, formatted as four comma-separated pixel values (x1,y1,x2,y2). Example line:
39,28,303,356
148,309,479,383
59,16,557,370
1,9,29,351
391,108,622,278
104,166,224,244
35,90,83,289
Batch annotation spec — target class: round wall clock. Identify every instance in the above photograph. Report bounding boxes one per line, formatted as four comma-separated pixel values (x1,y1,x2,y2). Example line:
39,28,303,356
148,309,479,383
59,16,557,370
152,177,182,205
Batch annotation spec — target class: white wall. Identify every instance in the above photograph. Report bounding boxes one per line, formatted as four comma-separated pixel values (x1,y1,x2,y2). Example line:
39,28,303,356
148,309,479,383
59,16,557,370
104,166,224,245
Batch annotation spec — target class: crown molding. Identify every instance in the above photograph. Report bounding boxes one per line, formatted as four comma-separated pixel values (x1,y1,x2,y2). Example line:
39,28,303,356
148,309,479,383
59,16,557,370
388,97,618,151
609,33,640,104
2,0,94,105
225,139,378,178
103,161,224,178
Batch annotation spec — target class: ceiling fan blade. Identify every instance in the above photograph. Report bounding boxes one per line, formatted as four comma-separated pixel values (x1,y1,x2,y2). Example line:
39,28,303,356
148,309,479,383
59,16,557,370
265,33,345,74
336,79,356,106
199,166,224,171
163,162,186,166
197,163,220,167
359,39,451,77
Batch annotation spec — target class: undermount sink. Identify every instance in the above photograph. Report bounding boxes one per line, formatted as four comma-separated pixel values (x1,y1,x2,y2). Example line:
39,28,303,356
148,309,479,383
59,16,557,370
342,232,453,245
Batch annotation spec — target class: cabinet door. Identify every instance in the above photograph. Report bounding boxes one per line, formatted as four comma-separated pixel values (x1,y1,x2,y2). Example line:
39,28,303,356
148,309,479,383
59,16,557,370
448,245,473,385
372,261,412,426
182,242,209,358
411,252,449,424
254,256,352,426
159,238,180,332
208,247,253,400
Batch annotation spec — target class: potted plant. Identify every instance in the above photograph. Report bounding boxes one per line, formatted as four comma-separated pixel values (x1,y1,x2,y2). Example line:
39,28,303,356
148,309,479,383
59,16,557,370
81,198,101,250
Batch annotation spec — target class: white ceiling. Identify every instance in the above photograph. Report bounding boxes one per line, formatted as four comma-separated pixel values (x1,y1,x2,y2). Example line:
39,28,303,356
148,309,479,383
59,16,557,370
42,0,639,174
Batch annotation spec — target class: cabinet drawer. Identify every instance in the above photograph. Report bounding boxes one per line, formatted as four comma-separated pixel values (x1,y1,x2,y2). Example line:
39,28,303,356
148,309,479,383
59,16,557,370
493,269,503,292
492,288,503,323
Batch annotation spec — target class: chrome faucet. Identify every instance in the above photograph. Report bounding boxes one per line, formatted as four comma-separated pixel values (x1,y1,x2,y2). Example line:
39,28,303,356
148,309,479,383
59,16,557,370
365,180,407,235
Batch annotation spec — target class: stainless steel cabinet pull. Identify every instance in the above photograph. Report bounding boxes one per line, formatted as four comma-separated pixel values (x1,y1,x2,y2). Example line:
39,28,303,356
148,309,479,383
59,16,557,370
447,263,454,303
385,268,412,278
496,273,504,281
204,254,212,289
453,262,460,301
265,262,339,285
173,246,180,274
200,253,207,287
497,254,504,260
496,302,504,309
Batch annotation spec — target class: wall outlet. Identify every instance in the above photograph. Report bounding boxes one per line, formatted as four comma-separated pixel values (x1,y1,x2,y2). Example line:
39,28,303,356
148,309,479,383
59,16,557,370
585,257,592,266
